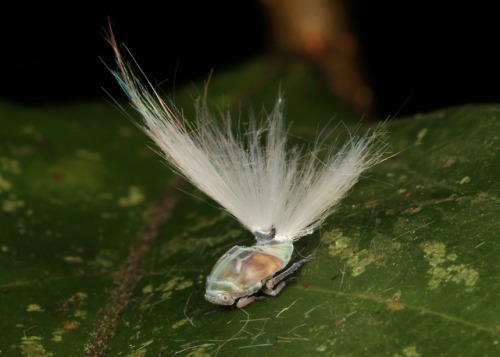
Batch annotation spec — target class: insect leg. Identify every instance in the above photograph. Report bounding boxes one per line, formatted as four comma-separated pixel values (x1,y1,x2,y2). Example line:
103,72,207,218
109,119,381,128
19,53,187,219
236,295,267,308
262,255,315,295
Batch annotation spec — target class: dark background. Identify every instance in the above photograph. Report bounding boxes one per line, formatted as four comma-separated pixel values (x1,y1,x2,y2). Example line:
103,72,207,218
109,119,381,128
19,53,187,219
1,1,498,117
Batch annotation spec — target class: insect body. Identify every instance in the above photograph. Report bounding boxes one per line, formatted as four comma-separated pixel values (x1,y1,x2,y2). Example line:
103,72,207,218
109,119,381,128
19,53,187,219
205,229,314,308
108,30,387,308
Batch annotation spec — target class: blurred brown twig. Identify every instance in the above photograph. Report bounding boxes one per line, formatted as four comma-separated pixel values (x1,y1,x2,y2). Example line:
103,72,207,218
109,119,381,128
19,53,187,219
263,0,376,119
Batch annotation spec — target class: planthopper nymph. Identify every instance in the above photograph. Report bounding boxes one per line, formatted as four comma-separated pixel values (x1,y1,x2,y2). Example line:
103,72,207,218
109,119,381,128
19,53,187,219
107,30,388,308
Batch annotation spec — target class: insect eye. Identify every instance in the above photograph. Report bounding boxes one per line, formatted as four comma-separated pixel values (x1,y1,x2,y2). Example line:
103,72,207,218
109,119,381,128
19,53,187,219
218,293,233,305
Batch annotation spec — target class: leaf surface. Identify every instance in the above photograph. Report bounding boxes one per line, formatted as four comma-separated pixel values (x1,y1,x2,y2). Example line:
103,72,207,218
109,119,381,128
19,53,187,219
1,56,498,356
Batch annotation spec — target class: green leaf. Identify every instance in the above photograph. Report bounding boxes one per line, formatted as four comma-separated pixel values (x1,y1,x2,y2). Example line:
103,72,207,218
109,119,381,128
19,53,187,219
1,56,499,356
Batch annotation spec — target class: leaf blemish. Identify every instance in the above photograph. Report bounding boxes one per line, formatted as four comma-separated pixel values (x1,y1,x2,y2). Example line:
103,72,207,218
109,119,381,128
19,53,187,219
421,241,479,292
347,250,374,277
415,128,428,145
0,174,13,192
156,276,194,299
0,156,22,174
403,205,423,215
27,304,44,312
20,336,53,357
387,291,405,312
2,194,25,213
396,345,421,357
322,229,378,277
63,255,84,263
322,229,354,259
442,157,457,168
458,176,471,185
118,186,145,207
142,284,154,294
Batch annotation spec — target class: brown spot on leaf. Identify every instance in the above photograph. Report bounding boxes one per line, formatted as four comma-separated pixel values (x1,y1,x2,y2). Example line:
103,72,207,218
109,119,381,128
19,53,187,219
52,170,66,181
387,291,405,312
61,320,80,331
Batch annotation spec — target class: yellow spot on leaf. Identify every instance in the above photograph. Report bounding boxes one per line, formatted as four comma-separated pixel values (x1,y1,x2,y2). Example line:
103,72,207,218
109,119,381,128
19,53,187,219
74,310,87,319
20,336,53,357
52,329,63,342
75,292,88,300
316,345,327,352
118,186,145,207
322,229,379,277
422,241,479,292
459,176,471,185
158,276,194,292
176,279,194,291
322,229,354,259
2,197,24,213
0,175,12,192
0,156,21,174
415,128,428,145
142,284,154,294
402,345,420,357
348,249,374,276
63,256,83,263
27,304,44,312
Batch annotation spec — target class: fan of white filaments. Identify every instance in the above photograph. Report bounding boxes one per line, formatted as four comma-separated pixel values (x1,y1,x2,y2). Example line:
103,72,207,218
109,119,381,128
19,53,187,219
109,37,387,242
